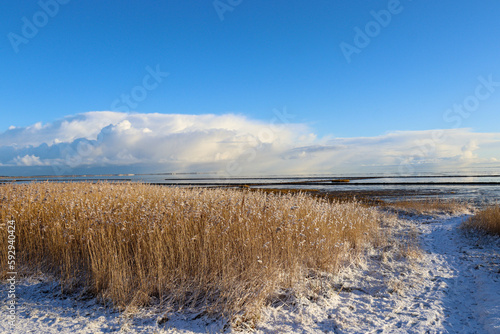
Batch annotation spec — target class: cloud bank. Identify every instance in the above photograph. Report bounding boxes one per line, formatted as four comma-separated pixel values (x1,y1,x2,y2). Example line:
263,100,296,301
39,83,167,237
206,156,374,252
1,111,500,176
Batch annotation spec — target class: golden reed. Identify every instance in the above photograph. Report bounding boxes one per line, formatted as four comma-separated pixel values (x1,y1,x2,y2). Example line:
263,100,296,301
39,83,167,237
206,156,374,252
0,182,384,319
462,205,500,236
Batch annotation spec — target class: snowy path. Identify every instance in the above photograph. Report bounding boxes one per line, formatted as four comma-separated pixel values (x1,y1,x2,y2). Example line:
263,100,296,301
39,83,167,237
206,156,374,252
2,215,499,333
416,216,500,333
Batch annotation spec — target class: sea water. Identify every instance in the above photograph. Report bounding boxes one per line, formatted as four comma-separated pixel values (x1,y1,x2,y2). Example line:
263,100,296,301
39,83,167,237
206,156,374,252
3,172,500,206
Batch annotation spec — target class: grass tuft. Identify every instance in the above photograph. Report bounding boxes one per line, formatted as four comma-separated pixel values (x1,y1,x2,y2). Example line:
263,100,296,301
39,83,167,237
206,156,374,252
461,205,500,236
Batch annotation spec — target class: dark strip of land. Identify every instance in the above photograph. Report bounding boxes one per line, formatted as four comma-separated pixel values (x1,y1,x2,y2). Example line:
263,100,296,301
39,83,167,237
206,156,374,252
154,182,500,187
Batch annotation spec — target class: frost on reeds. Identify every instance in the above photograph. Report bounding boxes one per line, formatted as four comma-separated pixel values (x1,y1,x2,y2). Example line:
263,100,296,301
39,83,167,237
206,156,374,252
461,205,500,236
0,182,384,320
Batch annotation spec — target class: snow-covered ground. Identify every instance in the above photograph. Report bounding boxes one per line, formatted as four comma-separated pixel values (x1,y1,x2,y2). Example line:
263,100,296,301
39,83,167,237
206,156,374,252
2,214,499,333
256,215,500,334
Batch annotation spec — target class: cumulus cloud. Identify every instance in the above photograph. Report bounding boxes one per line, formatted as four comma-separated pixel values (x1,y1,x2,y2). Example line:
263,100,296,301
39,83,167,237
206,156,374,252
11,155,48,167
0,111,499,176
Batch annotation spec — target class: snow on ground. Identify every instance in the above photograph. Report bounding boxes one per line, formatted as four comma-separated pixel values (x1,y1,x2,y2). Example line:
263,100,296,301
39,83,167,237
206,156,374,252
2,214,499,333
256,215,500,334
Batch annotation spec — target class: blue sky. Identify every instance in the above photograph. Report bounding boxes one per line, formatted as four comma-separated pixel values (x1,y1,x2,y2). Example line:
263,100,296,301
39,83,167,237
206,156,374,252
1,0,500,176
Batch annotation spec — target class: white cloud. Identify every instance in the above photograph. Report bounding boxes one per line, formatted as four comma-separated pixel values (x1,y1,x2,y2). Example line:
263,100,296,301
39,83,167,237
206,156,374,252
0,111,128,147
12,154,48,166
0,111,499,175
461,140,479,161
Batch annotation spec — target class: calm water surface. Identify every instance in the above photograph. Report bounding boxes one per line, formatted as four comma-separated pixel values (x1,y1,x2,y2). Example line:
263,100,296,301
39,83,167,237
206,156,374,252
2,172,500,206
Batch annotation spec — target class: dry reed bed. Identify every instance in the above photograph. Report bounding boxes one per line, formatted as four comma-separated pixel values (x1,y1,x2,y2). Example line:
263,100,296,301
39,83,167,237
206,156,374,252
385,199,471,216
0,182,384,320
461,205,500,236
